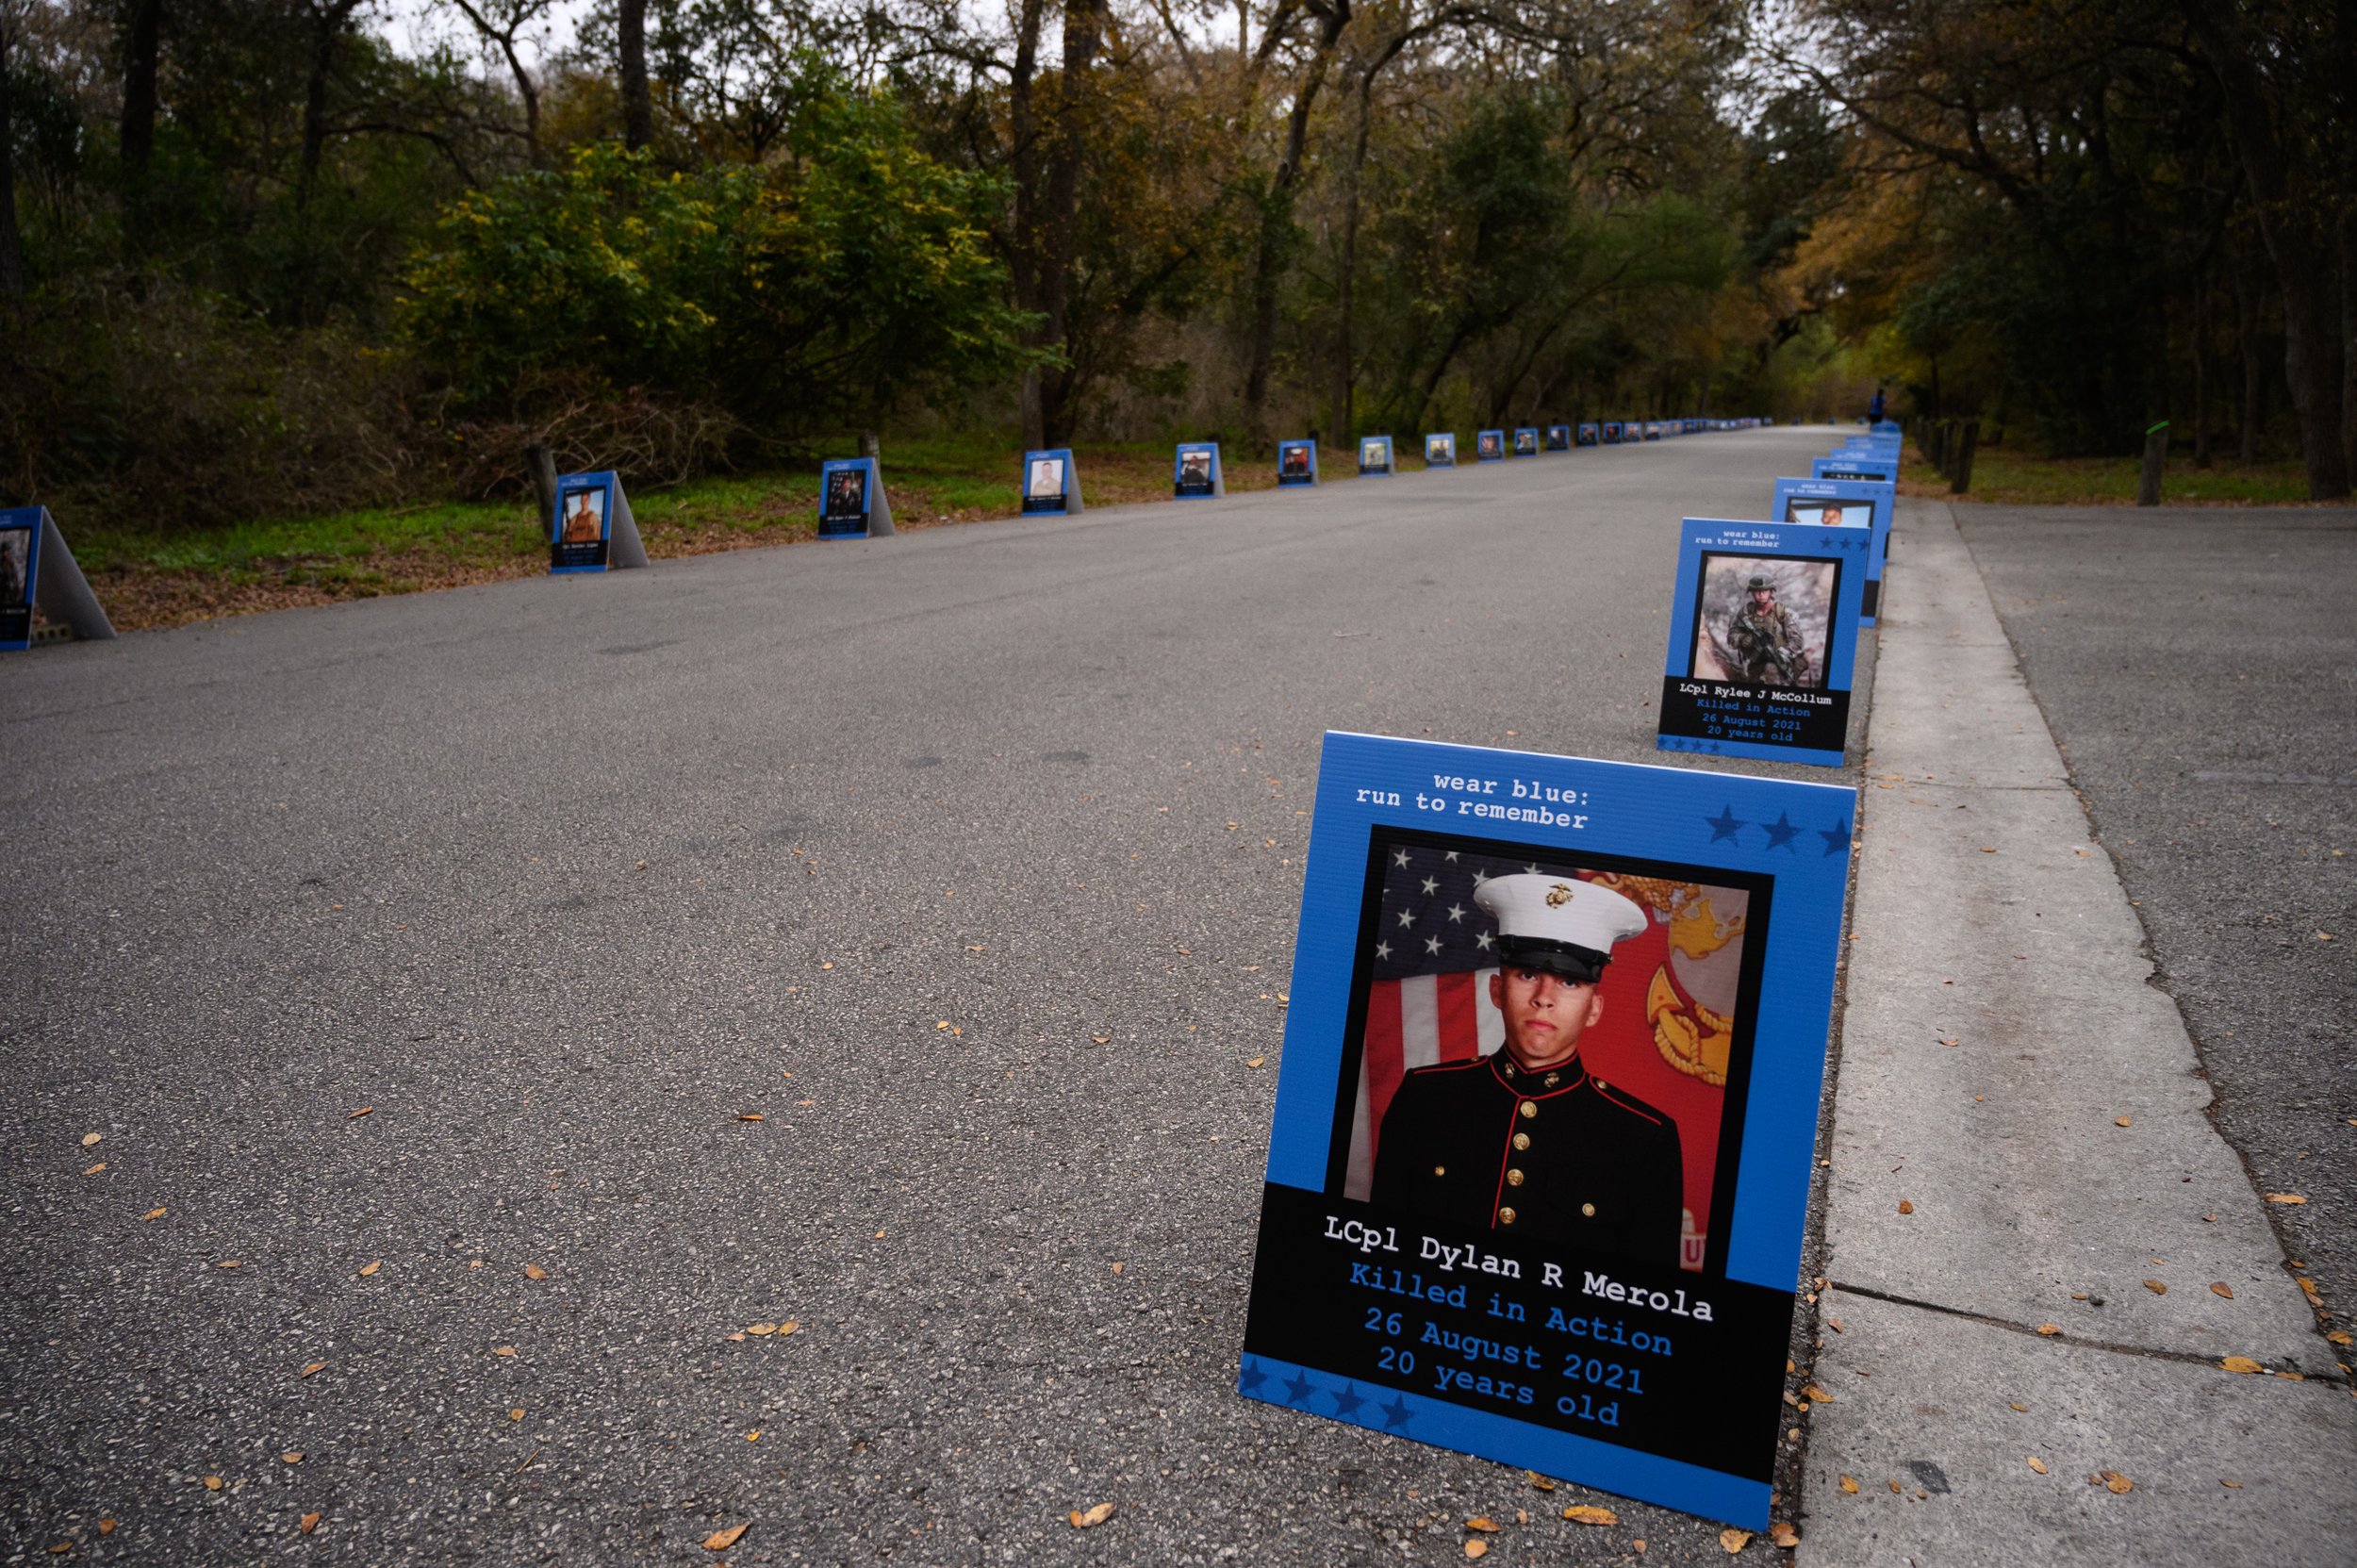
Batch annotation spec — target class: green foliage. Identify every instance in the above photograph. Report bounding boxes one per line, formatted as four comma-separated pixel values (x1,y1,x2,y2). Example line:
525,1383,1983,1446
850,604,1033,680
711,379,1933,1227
399,85,1032,427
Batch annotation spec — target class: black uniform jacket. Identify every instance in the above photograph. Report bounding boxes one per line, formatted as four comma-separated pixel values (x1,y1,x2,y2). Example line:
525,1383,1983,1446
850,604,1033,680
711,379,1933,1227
1371,1050,1685,1269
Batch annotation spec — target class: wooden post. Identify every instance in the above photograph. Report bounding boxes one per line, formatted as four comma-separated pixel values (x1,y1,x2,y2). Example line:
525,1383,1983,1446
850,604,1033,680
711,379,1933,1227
1950,420,1980,495
2136,421,2168,506
524,441,558,528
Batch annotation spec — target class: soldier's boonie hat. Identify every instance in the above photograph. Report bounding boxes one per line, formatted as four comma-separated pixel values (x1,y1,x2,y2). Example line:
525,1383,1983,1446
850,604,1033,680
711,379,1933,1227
1474,873,1646,983
1746,574,1772,591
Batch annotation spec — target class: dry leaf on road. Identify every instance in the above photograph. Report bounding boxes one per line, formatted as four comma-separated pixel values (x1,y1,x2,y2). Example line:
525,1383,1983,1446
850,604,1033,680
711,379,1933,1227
2220,1356,2265,1374
81,1132,102,1147
2114,1115,2132,1128
492,1345,517,1358
299,1512,321,1535
2144,1279,2167,1295
2265,1193,2307,1205
2210,1282,2233,1298
357,1260,381,1278
1838,1477,1859,1494
140,1208,167,1221
524,1263,547,1280
1721,1527,1752,1553
2036,1324,2061,1336
1463,1542,1489,1560
702,1523,749,1550
203,1476,223,1491
1897,1199,1914,1214
1068,1502,1115,1528
281,1451,304,1463
300,1362,326,1377
1800,1383,1834,1403
746,1324,778,1337
2026,1457,2049,1475
2099,1470,2134,1494
1562,1505,1616,1526
1769,1522,1800,1547
1465,1516,1500,1531
346,1107,372,1120
83,1163,106,1175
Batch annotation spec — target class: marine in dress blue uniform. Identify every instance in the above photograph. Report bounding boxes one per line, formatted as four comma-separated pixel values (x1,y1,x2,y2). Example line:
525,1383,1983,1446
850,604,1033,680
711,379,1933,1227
1371,874,1685,1268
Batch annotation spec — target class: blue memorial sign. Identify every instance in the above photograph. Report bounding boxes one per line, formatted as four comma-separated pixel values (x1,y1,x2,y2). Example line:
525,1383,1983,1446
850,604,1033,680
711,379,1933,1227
1546,424,1572,452
1871,420,1901,436
550,470,650,574
1424,434,1457,468
0,507,113,651
1240,731,1855,1529
1021,449,1083,515
1656,518,1865,768
1775,476,1891,625
1176,442,1226,500
817,457,895,540
1360,436,1396,477
1475,430,1506,462
1642,421,1663,442
1512,427,1541,457
1278,440,1320,487
1811,455,1895,485
1577,422,1601,447
1602,422,1624,445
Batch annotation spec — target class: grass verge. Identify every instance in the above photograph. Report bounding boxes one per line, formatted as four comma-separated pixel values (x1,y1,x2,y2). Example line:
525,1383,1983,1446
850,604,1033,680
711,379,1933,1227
1898,448,2314,506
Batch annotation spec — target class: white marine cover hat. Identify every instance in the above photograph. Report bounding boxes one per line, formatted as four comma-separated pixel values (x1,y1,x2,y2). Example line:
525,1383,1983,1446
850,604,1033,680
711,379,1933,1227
1473,872,1646,983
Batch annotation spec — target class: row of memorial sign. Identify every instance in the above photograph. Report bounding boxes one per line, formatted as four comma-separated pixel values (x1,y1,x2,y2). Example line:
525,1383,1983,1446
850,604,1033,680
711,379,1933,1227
1236,420,1900,1533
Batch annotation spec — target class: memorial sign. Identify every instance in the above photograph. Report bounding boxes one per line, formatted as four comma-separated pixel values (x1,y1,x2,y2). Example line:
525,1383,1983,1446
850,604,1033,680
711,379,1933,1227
1278,441,1320,487
1240,732,1855,1527
1021,449,1083,515
1360,437,1396,476
550,471,650,574
1424,434,1457,468
817,457,895,540
1774,476,1889,624
1176,442,1226,499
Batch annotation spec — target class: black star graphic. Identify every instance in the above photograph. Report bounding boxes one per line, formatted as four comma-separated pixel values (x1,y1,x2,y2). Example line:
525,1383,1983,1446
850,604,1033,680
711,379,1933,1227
1282,1371,1316,1407
1237,1361,1267,1396
1379,1394,1414,1432
1821,817,1853,856
1706,805,1746,843
1330,1382,1367,1418
1762,811,1801,851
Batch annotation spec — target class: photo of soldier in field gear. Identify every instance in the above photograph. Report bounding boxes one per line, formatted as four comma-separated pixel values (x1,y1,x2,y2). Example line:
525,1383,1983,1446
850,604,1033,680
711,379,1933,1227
1727,575,1807,686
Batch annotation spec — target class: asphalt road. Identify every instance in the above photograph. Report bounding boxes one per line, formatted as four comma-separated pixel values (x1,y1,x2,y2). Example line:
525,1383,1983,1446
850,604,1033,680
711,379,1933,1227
1955,502,2357,1354
2,429,1863,1566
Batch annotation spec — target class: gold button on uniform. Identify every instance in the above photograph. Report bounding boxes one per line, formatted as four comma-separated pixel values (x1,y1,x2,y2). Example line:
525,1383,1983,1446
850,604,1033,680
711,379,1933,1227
1518,1100,1538,1120
1512,1132,1531,1151
1497,1207,1518,1226
1580,1202,1597,1217
1506,1168,1525,1187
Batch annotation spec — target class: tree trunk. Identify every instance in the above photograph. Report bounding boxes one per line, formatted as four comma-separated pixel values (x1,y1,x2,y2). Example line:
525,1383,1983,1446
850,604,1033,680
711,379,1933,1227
2232,261,2261,462
1008,0,1045,449
2192,277,2211,467
1033,0,1105,448
1327,68,1373,442
1243,4,1349,449
618,0,652,151
120,0,163,231
0,22,22,299
2192,9,2349,498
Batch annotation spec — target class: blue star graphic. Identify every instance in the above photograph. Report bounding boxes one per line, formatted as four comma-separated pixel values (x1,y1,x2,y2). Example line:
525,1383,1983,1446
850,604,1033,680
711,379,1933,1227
1237,1360,1267,1396
1330,1382,1367,1418
1379,1394,1414,1432
1282,1371,1316,1407
1820,817,1853,856
1706,805,1746,843
1762,811,1801,851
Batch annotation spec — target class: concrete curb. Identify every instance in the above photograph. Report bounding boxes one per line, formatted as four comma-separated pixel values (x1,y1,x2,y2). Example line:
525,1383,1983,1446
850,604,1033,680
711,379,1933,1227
1798,500,2357,1566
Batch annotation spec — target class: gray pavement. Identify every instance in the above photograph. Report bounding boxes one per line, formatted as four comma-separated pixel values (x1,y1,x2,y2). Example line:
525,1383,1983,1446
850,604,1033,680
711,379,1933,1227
1,429,1858,1566
1801,500,2357,1567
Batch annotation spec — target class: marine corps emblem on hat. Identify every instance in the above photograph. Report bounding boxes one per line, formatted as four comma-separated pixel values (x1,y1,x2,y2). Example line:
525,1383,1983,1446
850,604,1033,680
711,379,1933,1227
1474,873,1647,983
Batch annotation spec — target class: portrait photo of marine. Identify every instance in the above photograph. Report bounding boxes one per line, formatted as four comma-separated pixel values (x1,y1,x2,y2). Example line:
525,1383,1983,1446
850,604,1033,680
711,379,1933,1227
557,487,606,543
1783,497,1870,532
1280,444,1312,478
1361,437,1390,470
1689,554,1836,690
1334,836,1760,1274
1426,435,1453,463
1477,431,1503,459
1179,449,1212,484
825,466,867,519
1513,428,1539,455
0,528,29,605
1027,456,1066,498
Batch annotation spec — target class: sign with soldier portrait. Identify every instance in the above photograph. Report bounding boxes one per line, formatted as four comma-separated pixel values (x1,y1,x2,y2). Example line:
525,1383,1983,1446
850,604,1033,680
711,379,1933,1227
550,477,611,572
1512,427,1541,456
817,458,882,540
0,511,40,650
1021,449,1082,515
1576,422,1600,447
1773,476,1889,625
1475,430,1505,462
1546,424,1572,452
1175,442,1225,499
1359,437,1395,476
1278,440,1319,487
1655,517,1866,767
1424,434,1457,468
1240,732,1855,1527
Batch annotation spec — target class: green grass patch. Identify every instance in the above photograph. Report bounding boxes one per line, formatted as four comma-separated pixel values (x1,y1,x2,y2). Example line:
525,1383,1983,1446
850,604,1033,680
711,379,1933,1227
1904,448,2314,506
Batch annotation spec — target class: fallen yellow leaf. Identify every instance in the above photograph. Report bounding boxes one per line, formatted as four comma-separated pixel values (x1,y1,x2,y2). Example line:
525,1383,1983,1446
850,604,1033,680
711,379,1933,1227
779,1320,799,1335
203,1476,223,1491
1246,1057,1265,1068
299,1512,321,1535
492,1345,516,1358
2027,1456,2049,1474
141,1208,167,1221
217,1260,241,1270
281,1451,304,1463
2220,1356,2265,1374
2010,1402,2029,1411
1800,1383,1834,1403
1464,1543,1489,1560
358,1260,381,1278
746,1323,778,1337
2036,1323,2061,1336
744,1430,760,1442
2144,1279,2167,1296
737,1114,764,1123
2210,1282,2233,1298
1068,1502,1114,1528
1562,1503,1618,1525
1110,1262,1125,1275
2114,1115,2133,1128
83,1163,106,1175
95,1522,112,1537
1838,1477,1859,1494
2100,1470,2134,1494
1897,1199,1915,1214
1721,1527,1752,1553
1525,1472,1557,1492
2327,1330,2353,1347
510,1408,525,1421
300,1362,326,1377
81,1132,102,1147
1769,1522,1800,1548
1465,1516,1500,1532
2265,1193,2307,1205
346,1107,372,1120
702,1523,749,1550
